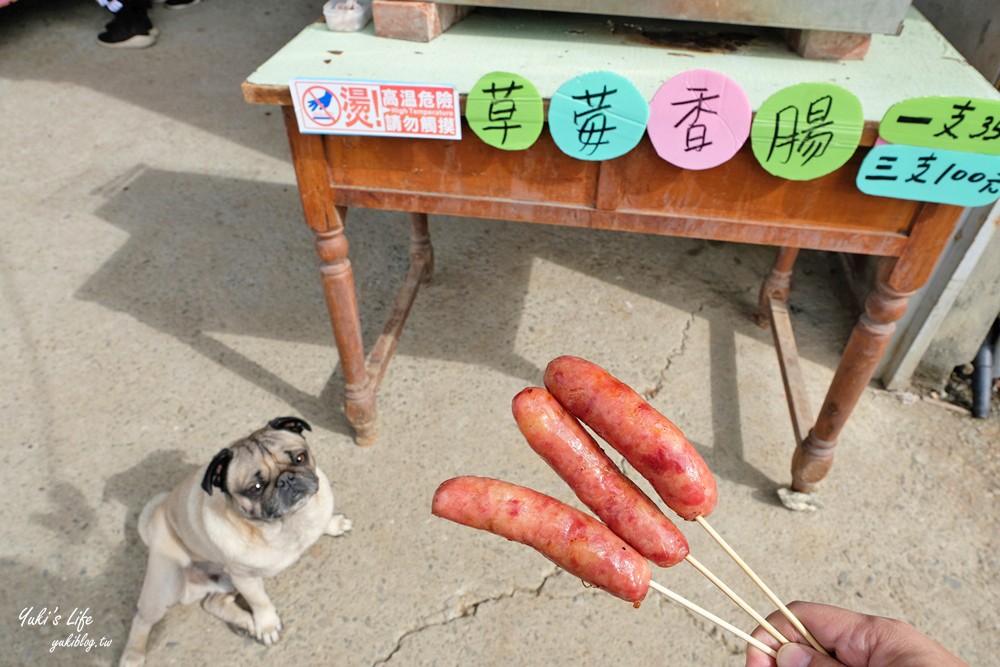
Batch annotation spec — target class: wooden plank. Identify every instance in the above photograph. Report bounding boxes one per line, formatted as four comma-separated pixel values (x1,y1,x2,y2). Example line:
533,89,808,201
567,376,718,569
767,296,815,446
322,129,601,207
366,214,433,390
887,202,967,292
328,189,910,255
366,254,430,388
594,159,626,211
319,131,920,246
241,81,289,106
609,141,919,237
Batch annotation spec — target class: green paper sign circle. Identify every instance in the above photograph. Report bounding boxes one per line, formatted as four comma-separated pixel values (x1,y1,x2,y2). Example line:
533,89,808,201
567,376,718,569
467,72,544,151
750,83,863,181
548,71,650,161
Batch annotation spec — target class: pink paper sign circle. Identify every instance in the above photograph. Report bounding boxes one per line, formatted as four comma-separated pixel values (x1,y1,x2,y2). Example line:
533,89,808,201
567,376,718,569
648,69,752,170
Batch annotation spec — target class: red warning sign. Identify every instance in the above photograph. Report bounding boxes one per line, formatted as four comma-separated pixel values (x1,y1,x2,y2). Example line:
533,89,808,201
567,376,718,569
290,79,462,139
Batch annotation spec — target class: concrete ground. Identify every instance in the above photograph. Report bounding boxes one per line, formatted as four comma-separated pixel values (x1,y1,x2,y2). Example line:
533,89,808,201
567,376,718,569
1,1,997,665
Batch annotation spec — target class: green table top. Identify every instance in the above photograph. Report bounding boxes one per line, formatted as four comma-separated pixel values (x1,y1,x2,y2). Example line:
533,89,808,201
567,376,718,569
244,7,999,123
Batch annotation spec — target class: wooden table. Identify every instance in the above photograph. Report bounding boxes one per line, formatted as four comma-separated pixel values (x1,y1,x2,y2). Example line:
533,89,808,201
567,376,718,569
243,8,998,491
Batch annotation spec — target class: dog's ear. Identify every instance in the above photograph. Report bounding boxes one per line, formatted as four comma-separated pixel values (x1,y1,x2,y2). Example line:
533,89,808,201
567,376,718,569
268,416,312,434
201,448,234,495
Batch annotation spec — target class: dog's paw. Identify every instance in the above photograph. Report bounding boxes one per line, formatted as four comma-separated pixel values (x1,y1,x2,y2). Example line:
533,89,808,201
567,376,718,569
202,592,255,637
253,609,282,646
118,649,146,667
326,513,352,537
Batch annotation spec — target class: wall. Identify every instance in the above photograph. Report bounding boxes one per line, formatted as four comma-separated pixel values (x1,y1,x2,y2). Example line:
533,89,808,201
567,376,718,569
882,0,1000,391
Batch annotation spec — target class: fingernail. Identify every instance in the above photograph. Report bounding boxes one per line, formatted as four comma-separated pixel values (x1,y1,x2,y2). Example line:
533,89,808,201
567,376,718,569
776,642,813,667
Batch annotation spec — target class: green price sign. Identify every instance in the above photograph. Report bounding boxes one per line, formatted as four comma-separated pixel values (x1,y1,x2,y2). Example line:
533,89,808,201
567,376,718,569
751,83,864,181
879,96,1000,155
466,71,544,151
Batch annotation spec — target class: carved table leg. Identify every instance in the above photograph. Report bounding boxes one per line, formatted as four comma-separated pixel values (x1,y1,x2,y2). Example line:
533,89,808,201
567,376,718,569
314,215,378,445
792,264,914,491
283,108,379,445
759,247,799,311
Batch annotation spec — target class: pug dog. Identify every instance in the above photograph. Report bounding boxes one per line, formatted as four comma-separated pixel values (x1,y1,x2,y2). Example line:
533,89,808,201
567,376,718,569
119,417,351,667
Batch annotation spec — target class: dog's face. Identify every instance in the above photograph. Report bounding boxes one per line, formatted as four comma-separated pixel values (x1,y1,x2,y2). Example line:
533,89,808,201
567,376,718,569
201,417,320,521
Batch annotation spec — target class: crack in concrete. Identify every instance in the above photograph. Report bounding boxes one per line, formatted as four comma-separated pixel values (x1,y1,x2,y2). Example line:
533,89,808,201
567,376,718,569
374,301,712,665
645,303,706,401
625,298,748,660
371,567,560,666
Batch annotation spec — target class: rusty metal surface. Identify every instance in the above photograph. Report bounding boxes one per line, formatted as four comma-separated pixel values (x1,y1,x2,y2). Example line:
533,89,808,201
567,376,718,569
431,0,911,34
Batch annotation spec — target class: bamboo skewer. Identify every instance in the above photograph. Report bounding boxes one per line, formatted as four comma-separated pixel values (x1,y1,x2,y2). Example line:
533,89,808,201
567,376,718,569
649,580,778,659
684,554,790,646
696,516,828,655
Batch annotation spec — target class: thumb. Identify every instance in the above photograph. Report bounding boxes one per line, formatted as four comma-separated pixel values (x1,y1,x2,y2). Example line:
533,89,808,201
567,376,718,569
776,643,846,667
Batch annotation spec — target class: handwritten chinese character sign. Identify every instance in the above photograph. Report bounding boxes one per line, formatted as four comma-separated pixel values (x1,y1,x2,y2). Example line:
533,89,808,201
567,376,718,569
466,72,544,151
750,83,863,181
647,69,751,170
857,144,1000,207
548,71,649,161
879,96,1000,155
290,78,461,139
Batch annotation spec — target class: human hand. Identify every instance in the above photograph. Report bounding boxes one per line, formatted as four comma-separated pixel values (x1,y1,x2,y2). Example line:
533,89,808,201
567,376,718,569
306,90,334,112
745,601,967,667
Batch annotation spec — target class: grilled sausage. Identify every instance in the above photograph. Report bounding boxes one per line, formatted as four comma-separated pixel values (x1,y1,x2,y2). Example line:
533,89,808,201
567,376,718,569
512,387,689,567
544,356,717,520
432,476,651,604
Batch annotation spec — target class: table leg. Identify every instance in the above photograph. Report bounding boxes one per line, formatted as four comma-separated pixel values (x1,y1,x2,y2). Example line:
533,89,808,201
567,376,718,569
789,202,960,492
792,262,914,491
759,247,799,310
314,213,378,445
282,108,377,444
760,248,816,453
364,212,434,391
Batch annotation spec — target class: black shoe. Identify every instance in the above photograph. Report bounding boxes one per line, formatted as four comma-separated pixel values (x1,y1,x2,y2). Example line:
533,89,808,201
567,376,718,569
164,0,201,9
97,12,158,48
